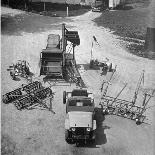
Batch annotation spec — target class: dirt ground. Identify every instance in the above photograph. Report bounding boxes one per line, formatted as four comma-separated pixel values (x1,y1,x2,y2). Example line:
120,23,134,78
1,7,155,155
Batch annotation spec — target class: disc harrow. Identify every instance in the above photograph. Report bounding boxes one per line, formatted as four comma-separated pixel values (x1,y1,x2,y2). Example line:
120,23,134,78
13,94,36,110
22,81,42,94
35,87,53,99
2,88,22,104
2,81,54,110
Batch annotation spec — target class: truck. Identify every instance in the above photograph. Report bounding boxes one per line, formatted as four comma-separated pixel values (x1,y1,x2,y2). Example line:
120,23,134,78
91,0,104,12
63,89,96,145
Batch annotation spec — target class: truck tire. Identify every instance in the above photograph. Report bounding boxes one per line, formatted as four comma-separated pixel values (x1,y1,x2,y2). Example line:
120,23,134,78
63,91,66,104
65,130,74,144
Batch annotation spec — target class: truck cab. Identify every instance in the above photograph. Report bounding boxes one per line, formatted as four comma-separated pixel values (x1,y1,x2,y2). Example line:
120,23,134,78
63,89,96,144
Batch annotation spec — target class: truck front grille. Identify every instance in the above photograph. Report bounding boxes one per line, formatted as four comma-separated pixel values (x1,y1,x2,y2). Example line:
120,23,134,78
74,128,87,135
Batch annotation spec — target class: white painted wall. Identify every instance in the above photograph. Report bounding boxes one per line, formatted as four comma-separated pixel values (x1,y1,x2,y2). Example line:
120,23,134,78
109,0,125,8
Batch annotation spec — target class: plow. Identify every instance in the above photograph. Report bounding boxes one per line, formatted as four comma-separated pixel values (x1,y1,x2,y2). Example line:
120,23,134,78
2,81,54,111
100,95,147,124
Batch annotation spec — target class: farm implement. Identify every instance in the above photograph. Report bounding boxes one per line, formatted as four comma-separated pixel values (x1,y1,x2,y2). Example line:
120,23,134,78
89,36,116,73
40,24,83,87
2,81,54,110
100,70,154,124
7,60,31,81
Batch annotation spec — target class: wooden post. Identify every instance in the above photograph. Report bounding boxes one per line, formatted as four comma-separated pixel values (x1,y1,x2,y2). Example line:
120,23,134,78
62,24,66,67
67,6,69,17
73,45,75,60
90,41,93,59
43,2,46,11
24,0,27,10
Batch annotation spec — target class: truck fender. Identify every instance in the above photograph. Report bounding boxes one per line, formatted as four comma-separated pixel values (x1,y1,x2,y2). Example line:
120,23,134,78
65,119,70,130
93,120,96,130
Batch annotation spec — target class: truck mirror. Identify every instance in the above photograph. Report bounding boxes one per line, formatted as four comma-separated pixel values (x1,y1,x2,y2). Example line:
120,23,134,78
63,91,67,104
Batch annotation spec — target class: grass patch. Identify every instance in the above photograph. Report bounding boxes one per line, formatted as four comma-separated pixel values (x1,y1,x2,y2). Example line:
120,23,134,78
1,13,67,35
1,2,90,17
94,0,154,59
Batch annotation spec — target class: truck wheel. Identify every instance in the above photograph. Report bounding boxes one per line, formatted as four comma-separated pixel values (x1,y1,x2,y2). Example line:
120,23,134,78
65,130,74,144
90,138,96,144
63,91,66,104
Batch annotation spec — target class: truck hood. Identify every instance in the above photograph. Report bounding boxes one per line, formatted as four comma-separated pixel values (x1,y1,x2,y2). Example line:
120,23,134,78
68,111,93,128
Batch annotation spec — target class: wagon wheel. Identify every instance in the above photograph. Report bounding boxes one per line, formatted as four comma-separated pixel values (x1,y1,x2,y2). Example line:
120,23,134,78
63,91,67,104
2,95,9,104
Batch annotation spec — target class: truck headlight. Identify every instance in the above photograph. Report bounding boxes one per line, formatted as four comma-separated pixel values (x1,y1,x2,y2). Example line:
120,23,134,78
71,127,76,132
86,127,91,132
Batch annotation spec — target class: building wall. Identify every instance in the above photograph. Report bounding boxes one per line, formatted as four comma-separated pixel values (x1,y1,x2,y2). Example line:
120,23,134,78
109,0,125,8
31,0,96,5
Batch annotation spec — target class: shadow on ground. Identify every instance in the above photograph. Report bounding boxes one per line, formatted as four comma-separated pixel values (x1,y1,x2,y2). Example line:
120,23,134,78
94,107,109,145
1,13,67,36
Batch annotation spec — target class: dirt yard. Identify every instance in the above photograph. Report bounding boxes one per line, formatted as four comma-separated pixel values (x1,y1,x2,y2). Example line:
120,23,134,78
1,7,155,155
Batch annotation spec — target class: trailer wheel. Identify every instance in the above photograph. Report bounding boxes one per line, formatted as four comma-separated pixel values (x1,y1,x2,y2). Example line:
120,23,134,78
63,91,66,104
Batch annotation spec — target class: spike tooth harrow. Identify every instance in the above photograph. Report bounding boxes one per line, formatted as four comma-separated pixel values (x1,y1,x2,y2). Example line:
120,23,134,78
101,95,146,123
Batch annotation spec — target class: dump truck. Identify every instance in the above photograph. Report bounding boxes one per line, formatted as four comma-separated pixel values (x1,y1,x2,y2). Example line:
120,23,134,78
63,89,96,145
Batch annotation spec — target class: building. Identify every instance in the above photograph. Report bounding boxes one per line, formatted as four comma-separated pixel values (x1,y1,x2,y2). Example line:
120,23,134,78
31,0,96,6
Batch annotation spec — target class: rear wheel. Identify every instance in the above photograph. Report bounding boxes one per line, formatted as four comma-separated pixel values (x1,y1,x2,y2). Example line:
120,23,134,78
65,130,74,144
63,91,66,104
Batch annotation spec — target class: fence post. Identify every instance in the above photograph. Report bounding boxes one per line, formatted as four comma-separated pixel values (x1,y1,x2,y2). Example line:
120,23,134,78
43,2,46,11
67,6,69,17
